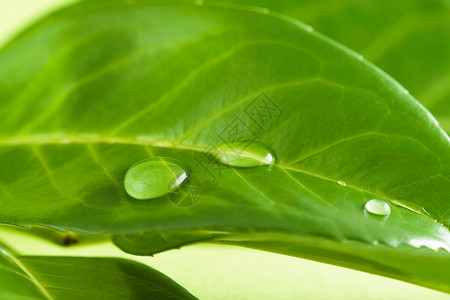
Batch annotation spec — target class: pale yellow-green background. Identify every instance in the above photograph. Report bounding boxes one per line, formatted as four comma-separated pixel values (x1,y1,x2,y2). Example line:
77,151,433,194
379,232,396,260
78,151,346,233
0,1,449,299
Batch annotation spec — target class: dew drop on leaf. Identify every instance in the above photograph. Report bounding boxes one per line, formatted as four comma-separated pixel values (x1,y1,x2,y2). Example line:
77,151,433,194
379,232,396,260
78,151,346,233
400,86,409,95
337,180,346,186
153,139,174,147
364,199,391,216
214,143,275,168
124,157,191,200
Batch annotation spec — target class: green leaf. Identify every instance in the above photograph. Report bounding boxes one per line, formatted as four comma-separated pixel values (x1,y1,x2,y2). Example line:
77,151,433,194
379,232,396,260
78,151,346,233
217,233,450,294
224,0,450,131
112,231,223,256
0,244,196,299
1,0,450,293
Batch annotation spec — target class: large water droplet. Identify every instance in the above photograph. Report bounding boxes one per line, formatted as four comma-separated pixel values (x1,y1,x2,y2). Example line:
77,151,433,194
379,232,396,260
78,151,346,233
214,143,275,168
365,199,391,216
124,157,191,200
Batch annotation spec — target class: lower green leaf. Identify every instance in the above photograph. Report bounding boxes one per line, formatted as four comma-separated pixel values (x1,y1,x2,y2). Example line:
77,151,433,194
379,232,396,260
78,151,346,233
0,244,196,299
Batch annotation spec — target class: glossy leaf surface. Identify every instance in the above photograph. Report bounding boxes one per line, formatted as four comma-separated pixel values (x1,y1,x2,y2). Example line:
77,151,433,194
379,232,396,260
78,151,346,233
226,0,450,130
0,0,450,293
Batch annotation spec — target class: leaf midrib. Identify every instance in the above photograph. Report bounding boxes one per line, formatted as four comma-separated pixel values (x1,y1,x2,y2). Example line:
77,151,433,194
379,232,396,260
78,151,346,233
0,134,445,227
2,249,54,300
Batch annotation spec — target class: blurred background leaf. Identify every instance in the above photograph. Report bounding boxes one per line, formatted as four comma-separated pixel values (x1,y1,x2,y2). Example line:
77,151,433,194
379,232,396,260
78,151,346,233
226,0,450,130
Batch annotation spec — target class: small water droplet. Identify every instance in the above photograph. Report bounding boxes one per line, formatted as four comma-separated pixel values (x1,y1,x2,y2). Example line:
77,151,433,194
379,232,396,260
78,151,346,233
423,110,440,127
124,157,191,200
153,139,174,147
337,180,346,186
400,86,409,95
262,8,270,14
214,143,275,168
357,55,364,60
365,199,391,216
409,238,449,252
391,199,432,219
306,26,313,32
195,0,204,5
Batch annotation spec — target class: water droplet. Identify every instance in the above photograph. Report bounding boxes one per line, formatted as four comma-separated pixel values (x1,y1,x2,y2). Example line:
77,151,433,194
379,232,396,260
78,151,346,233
400,86,409,95
390,199,432,219
262,8,270,14
357,55,364,60
153,139,174,147
306,26,313,32
424,111,440,126
195,0,204,5
365,199,391,216
214,143,275,168
337,180,346,186
409,238,449,252
124,157,191,200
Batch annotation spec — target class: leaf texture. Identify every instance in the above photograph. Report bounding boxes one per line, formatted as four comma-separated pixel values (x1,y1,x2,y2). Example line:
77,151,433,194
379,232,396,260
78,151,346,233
0,0,450,293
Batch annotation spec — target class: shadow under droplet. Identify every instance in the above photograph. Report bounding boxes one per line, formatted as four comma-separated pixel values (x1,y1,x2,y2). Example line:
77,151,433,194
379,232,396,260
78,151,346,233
81,184,124,208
